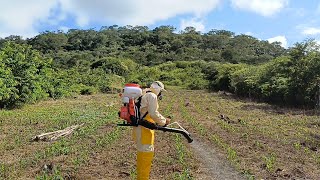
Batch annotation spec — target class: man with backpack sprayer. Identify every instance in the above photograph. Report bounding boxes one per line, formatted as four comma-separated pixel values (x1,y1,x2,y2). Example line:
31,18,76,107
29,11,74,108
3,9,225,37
118,81,192,180
133,81,170,179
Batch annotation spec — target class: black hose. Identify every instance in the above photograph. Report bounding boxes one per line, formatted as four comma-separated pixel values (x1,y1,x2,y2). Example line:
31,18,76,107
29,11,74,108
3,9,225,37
155,126,193,143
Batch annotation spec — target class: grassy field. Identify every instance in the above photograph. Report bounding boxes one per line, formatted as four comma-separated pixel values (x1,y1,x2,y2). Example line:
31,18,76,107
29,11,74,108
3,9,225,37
1,89,320,179
171,89,320,179
0,93,198,180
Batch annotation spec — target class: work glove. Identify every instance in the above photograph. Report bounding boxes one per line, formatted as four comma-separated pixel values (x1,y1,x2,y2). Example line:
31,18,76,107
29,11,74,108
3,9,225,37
164,117,171,127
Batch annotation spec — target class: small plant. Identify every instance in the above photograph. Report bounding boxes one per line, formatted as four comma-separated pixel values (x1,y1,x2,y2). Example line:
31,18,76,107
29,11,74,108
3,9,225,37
172,133,193,179
19,159,28,169
0,162,8,179
45,139,71,157
35,165,64,180
227,147,238,163
241,132,249,140
243,170,255,180
210,134,227,149
263,153,276,172
173,169,192,180
129,168,137,180
72,156,85,169
95,127,121,148
254,140,264,149
238,119,247,125
293,142,301,150
315,154,320,166
217,120,236,133
14,136,22,147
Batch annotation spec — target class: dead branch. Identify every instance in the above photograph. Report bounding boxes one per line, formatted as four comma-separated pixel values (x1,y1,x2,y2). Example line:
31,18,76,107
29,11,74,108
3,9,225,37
31,123,84,142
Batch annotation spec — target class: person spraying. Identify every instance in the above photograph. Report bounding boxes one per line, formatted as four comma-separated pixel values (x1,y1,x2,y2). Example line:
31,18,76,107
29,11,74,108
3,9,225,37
132,81,170,179
118,81,192,180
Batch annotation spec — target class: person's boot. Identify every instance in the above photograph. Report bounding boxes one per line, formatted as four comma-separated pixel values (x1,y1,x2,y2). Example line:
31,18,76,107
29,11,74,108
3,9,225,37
137,151,154,180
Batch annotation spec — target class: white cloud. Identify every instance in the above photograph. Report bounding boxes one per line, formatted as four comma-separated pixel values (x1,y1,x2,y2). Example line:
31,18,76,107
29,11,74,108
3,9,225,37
244,32,254,36
302,27,320,35
0,0,60,38
0,0,221,37
58,26,70,33
267,35,287,48
59,0,221,26
180,18,205,32
230,0,288,17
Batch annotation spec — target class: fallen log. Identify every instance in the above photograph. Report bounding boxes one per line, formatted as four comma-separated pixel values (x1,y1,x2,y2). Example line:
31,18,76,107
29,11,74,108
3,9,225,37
31,123,84,142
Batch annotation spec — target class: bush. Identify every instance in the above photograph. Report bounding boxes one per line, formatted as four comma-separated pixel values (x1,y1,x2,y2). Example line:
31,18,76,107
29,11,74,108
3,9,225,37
0,42,53,108
230,65,260,97
210,63,243,91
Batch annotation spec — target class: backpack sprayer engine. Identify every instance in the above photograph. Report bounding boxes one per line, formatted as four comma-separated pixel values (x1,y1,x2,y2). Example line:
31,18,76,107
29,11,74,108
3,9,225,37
118,83,193,143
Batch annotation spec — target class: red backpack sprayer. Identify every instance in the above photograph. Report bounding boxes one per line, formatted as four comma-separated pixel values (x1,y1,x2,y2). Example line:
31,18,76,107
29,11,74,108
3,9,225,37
118,83,193,143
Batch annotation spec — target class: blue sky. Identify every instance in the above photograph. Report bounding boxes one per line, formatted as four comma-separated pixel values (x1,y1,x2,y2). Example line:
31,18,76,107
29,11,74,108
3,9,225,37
1,0,320,48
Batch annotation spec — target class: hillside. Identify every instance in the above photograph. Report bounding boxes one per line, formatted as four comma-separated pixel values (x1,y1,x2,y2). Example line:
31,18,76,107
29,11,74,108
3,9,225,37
1,30,320,109
1,89,319,179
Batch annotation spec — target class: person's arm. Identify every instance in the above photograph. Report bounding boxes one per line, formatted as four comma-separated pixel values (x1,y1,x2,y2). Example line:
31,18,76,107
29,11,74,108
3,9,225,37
147,94,167,126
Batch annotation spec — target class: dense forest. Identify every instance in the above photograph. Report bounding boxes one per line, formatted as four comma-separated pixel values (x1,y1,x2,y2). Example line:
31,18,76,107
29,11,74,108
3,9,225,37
0,25,320,108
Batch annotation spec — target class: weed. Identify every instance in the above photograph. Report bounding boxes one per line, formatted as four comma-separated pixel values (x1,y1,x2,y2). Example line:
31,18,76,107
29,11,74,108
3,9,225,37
239,119,247,125
33,150,46,164
210,134,226,149
315,154,320,166
72,155,86,169
14,136,22,147
172,123,192,179
129,168,137,180
18,159,28,169
241,132,249,140
0,162,8,179
293,142,301,150
173,169,192,180
95,127,121,148
254,141,264,149
197,126,206,136
263,153,276,172
179,100,207,136
227,147,238,163
304,147,311,154
243,169,255,180
4,143,15,151
45,139,71,157
35,165,64,180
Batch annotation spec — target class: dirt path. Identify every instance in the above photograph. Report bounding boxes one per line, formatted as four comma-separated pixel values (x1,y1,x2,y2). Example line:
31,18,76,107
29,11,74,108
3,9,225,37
189,137,245,180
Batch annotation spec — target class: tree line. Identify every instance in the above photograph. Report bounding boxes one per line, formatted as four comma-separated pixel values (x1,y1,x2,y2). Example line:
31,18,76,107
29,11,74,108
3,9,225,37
0,25,319,108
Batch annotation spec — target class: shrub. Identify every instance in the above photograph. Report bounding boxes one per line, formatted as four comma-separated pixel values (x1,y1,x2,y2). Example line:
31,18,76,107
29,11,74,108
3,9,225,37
0,42,53,107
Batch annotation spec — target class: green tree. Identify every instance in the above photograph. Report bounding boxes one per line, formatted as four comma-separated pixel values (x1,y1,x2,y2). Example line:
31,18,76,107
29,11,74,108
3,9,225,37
28,31,68,53
0,42,53,107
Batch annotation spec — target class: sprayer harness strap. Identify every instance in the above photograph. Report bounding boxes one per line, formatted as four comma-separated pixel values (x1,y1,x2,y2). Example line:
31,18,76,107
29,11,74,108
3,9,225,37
135,95,147,121
137,91,153,120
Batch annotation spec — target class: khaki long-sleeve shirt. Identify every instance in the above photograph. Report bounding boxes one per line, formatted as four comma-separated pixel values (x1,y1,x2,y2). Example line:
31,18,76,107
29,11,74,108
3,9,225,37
140,92,166,126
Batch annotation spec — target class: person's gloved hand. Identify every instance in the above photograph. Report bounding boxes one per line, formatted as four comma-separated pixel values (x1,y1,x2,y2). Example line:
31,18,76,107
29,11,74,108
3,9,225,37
164,117,171,127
